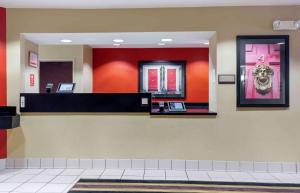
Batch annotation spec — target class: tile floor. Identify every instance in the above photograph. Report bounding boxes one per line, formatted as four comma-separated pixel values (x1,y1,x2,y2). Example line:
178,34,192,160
1,168,300,193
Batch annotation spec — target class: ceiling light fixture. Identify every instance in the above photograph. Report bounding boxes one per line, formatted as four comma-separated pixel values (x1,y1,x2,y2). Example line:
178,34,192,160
60,39,72,43
201,41,209,45
161,38,173,42
113,39,124,43
113,43,121,46
158,42,166,46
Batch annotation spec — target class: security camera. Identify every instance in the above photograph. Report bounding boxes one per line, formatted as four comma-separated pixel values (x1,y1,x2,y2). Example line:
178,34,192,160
273,20,300,30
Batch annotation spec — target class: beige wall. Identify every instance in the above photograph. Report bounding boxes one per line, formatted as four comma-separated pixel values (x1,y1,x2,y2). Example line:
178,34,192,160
6,7,300,161
82,45,93,93
38,45,93,93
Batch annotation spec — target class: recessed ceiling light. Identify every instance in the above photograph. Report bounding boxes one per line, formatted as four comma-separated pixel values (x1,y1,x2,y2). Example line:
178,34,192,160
113,43,121,46
60,39,72,43
202,41,209,45
161,38,173,42
113,39,124,43
158,42,166,46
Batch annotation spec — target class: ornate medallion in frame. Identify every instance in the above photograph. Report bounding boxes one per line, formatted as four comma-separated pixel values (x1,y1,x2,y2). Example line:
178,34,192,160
237,35,289,107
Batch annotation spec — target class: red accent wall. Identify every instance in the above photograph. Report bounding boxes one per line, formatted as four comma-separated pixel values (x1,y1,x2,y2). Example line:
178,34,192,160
93,48,209,102
0,7,7,158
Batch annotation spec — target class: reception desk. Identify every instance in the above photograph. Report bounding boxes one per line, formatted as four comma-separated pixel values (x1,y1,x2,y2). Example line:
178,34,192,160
20,93,216,115
20,93,151,113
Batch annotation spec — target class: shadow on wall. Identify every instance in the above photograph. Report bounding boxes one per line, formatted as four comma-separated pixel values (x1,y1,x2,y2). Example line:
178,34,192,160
7,127,26,157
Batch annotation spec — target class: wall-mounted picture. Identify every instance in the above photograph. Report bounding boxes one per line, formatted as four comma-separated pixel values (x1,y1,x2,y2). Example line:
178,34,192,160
29,51,38,68
139,61,186,98
237,35,289,107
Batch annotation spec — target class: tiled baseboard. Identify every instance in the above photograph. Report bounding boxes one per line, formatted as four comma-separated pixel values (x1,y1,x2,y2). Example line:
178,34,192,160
4,158,300,173
0,159,6,170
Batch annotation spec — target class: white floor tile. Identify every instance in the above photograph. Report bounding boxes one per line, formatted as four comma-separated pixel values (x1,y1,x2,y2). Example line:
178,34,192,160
102,169,124,176
166,170,187,177
187,171,209,178
123,169,144,176
38,183,70,193
228,172,253,179
13,183,46,192
20,169,44,175
186,160,198,170
119,159,132,169
211,178,234,182
100,175,122,179
250,172,276,180
92,159,105,169
172,160,185,170
79,159,92,169
0,175,13,183
105,159,118,169
233,178,257,183
0,183,22,191
29,175,56,183
159,160,171,170
81,169,104,176
40,169,64,176
121,176,144,180
188,176,211,181
144,170,165,177
143,176,165,180
132,159,145,169
41,158,54,169
255,178,280,183
51,175,79,184
60,169,83,176
0,169,22,176
208,171,231,179
145,160,159,169
80,175,99,179
5,175,34,183
166,176,188,181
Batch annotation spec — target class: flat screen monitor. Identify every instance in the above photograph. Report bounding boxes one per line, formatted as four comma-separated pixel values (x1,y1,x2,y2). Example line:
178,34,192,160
168,102,186,112
56,83,75,93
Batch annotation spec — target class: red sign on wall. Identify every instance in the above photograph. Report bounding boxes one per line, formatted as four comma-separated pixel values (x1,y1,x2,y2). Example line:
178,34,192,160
148,69,158,91
30,74,35,87
167,69,177,91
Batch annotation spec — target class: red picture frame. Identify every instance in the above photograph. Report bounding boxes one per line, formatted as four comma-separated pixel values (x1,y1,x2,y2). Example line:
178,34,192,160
29,51,38,68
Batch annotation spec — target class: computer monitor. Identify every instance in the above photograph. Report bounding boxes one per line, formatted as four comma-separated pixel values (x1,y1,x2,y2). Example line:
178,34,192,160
168,102,186,112
45,83,54,93
56,83,75,93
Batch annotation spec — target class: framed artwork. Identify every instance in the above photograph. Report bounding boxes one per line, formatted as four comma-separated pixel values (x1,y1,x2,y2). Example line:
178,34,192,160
237,35,289,107
138,61,186,98
29,51,38,68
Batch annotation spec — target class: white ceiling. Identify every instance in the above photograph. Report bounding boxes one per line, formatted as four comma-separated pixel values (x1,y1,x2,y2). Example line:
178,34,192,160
23,32,214,48
1,0,300,9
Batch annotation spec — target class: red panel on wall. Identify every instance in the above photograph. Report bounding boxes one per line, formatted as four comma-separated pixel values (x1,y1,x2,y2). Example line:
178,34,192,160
167,69,177,91
0,7,7,158
148,69,158,91
93,48,209,102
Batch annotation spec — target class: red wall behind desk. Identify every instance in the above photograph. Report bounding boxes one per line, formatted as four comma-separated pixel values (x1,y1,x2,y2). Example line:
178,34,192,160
93,48,209,102
0,7,7,158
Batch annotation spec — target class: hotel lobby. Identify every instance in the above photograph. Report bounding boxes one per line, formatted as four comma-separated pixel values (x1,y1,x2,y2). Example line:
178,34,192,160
0,1,300,192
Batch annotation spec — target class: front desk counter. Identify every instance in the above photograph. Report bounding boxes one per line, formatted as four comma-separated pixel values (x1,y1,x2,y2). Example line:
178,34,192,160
151,103,217,115
20,93,217,116
20,93,151,113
